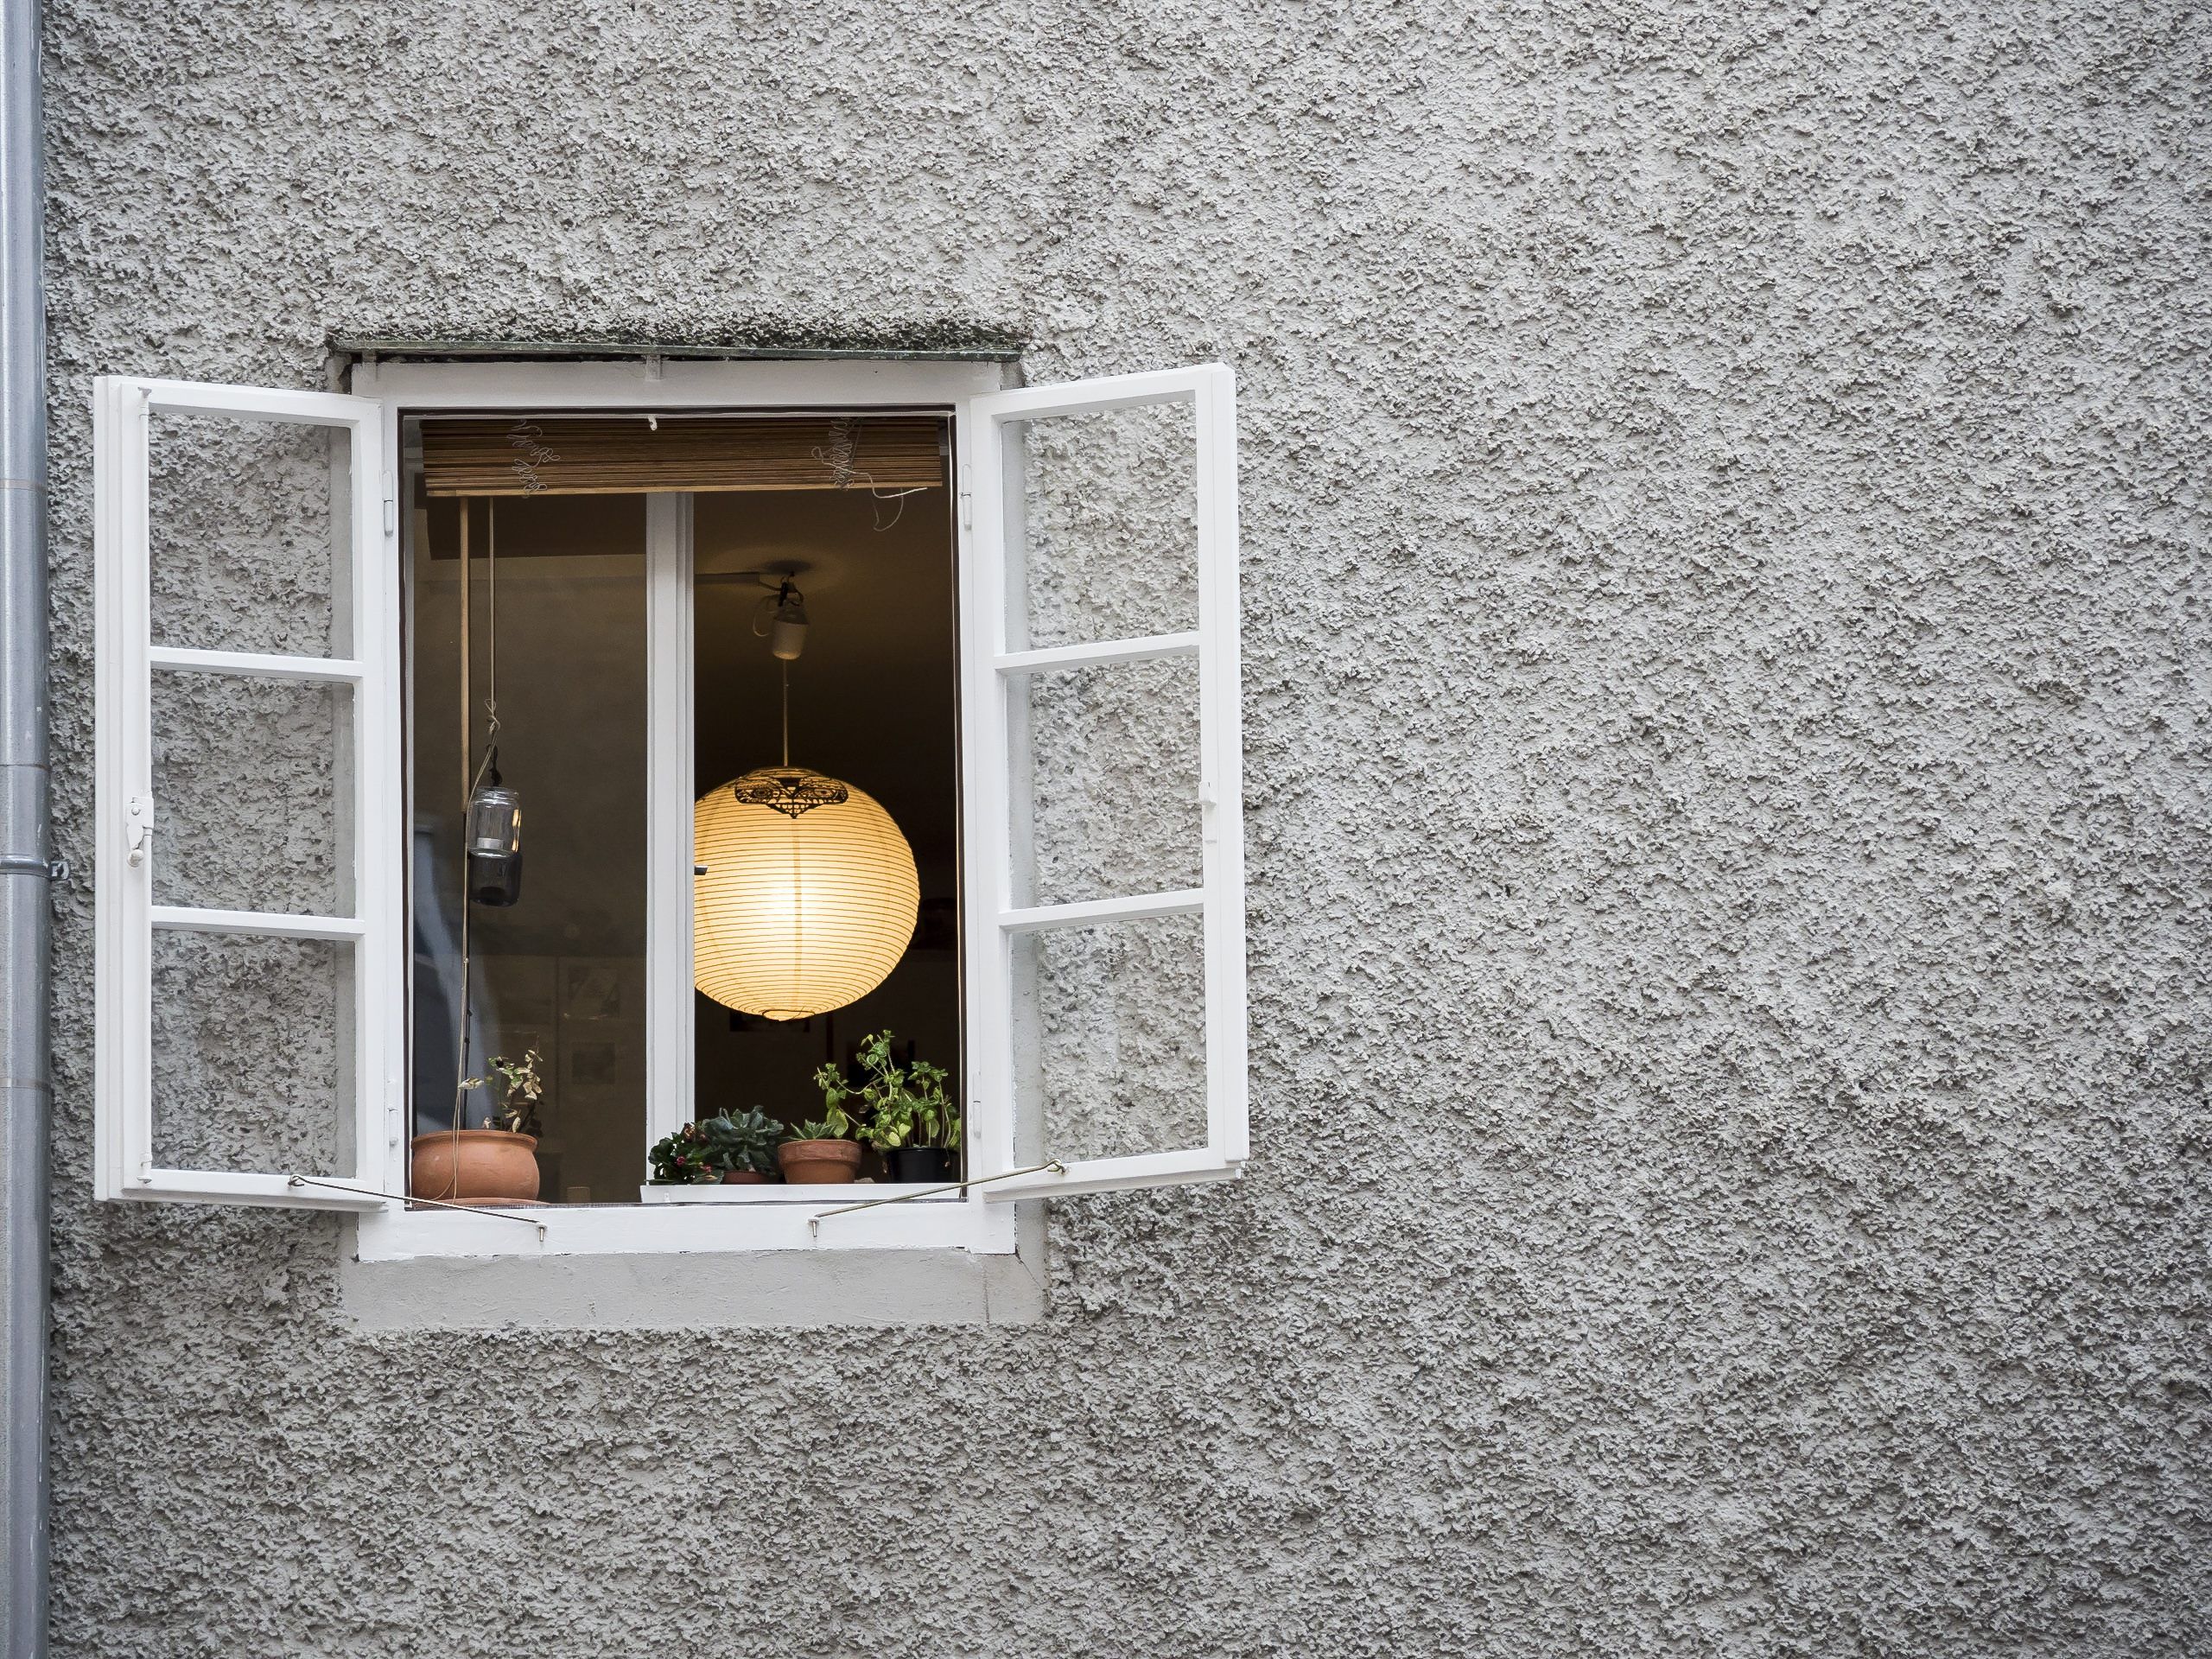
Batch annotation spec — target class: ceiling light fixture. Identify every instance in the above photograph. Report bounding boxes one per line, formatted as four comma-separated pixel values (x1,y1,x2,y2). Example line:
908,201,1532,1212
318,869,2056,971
692,581,918,1021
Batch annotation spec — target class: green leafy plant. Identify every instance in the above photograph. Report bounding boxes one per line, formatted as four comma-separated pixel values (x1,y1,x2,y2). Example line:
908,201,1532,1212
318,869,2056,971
461,1048,544,1135
813,1029,961,1154
785,1115,850,1144
647,1122,719,1185
696,1108,781,1177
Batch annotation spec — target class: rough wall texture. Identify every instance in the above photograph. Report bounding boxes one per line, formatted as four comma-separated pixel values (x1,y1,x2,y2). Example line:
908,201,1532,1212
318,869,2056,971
36,0,2212,1654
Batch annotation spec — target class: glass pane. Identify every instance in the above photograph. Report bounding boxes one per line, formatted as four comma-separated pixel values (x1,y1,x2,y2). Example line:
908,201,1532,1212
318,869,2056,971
408,493,648,1206
691,486,963,1180
149,413,347,658
151,930,353,1178
1017,654,1201,909
150,671,346,916
1013,911,1207,1164
1007,398,1197,651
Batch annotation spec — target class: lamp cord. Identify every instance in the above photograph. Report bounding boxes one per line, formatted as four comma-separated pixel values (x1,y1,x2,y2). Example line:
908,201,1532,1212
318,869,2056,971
781,658,790,768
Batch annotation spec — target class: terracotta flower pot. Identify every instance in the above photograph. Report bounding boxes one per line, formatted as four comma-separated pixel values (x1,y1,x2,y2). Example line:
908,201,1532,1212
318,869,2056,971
720,1169,768,1185
410,1129,542,1204
778,1138,862,1185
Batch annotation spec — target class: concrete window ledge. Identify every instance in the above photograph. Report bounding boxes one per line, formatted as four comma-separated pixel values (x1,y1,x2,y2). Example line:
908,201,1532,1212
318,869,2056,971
338,1214,1047,1332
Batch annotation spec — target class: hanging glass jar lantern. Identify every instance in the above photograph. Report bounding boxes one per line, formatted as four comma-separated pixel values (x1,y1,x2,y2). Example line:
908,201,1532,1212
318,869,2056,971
466,752,522,907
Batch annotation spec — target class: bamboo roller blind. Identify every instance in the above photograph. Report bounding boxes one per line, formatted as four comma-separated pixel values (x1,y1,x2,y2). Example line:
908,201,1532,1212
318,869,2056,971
417,416,947,497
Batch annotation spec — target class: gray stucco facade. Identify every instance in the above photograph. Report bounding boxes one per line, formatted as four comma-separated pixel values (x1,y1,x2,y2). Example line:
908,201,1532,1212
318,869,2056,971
28,1,2212,1654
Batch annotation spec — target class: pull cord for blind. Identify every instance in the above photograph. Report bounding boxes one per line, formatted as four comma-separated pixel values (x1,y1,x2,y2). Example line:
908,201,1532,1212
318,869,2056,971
444,498,503,1184
811,416,928,531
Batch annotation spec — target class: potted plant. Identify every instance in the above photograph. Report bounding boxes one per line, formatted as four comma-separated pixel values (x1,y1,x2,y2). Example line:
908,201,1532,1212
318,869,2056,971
647,1122,720,1185
777,1114,863,1185
410,1049,545,1205
696,1107,781,1185
816,1029,963,1185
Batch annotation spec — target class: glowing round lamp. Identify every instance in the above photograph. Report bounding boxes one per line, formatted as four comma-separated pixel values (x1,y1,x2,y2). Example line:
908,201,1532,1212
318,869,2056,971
692,767,919,1021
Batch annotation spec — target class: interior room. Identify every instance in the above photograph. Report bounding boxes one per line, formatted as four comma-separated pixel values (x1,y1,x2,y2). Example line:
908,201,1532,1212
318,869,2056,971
404,415,959,1205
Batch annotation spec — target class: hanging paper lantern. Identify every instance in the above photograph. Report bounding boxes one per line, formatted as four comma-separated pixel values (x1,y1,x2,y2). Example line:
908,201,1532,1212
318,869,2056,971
692,768,918,1020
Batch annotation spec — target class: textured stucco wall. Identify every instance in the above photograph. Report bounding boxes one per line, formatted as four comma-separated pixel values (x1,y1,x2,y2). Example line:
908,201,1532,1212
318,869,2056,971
36,0,2212,1654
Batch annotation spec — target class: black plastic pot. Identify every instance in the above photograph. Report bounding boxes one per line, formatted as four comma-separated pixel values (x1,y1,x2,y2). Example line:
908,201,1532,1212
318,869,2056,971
886,1147,957,1185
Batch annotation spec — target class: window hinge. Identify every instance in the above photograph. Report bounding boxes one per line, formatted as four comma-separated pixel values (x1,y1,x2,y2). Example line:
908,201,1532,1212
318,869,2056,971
957,465,973,529
382,471,397,536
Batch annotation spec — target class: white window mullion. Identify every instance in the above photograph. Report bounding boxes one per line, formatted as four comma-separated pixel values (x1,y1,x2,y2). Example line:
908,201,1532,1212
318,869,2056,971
149,906,366,940
997,889,1206,934
993,632,1201,676
643,492,696,1155
146,646,365,683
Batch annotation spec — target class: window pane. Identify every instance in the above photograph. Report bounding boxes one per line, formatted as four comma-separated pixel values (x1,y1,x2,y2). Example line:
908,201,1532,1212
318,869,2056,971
152,931,353,1179
409,493,648,1205
1016,653,1202,909
1012,910,1208,1164
150,671,346,917
691,484,962,1176
149,412,346,658
1006,399,1198,651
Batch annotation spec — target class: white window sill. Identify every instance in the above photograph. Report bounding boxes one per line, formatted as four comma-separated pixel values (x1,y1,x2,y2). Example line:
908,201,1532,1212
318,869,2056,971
636,1181,962,1205
353,1189,1015,1263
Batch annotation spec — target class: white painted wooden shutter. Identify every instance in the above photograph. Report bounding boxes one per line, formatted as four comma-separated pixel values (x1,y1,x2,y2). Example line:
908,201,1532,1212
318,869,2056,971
958,365,1248,1200
93,378,402,1209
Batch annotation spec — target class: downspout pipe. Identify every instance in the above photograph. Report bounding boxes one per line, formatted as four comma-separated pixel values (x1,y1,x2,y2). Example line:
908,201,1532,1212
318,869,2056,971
0,0,47,1651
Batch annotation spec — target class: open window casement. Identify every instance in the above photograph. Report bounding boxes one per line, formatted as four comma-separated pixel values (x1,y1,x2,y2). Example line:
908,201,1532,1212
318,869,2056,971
94,378,402,1210
958,365,1249,1201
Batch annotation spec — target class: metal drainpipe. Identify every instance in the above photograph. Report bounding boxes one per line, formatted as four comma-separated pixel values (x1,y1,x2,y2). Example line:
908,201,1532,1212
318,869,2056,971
0,0,47,1650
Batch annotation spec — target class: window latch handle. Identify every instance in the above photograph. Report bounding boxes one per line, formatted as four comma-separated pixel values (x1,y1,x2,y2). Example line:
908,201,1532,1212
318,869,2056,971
126,796,148,868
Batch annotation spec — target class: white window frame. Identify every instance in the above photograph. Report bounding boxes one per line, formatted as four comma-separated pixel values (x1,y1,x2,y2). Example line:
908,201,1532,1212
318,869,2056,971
94,357,1247,1263
93,376,403,1211
960,365,1249,1200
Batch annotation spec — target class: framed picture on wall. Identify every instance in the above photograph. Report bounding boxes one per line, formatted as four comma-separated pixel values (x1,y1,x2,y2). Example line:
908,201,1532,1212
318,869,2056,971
558,957,643,1026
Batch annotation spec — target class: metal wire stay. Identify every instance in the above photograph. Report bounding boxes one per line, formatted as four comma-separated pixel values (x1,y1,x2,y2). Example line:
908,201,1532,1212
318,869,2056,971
286,1173,547,1234
805,1159,1067,1236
